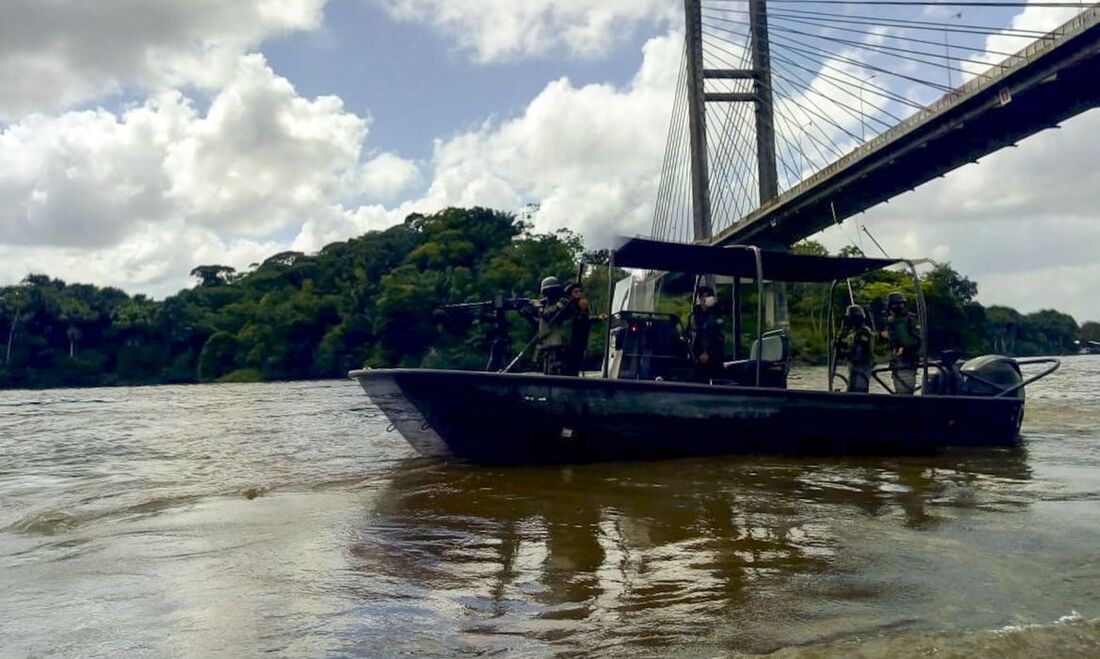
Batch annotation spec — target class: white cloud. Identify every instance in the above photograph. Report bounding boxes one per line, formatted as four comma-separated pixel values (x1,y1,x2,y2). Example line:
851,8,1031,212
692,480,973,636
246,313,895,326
0,0,327,120
375,0,676,62
0,96,191,249
0,222,281,299
164,54,368,236
383,30,685,247
964,1,1082,80
0,54,373,291
356,153,421,200
288,29,685,253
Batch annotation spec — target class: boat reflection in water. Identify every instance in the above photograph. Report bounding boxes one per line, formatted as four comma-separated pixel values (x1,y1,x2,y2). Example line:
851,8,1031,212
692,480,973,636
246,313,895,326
346,450,1032,654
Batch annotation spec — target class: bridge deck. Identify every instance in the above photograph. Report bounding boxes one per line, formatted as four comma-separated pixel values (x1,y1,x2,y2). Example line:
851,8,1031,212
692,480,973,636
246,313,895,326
712,5,1100,247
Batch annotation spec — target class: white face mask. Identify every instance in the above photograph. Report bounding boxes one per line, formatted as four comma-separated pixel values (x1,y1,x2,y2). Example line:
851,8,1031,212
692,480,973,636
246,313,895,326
702,295,717,309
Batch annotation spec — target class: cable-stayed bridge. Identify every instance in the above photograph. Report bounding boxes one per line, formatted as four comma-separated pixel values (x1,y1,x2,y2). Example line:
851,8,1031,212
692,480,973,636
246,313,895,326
651,1,1100,248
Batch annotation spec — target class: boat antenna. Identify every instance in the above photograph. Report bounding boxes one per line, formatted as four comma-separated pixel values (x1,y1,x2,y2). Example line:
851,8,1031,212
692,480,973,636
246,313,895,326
830,202,856,306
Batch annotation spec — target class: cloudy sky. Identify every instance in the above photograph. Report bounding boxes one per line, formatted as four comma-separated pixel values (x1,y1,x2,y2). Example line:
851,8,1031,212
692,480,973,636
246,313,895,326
0,0,1097,321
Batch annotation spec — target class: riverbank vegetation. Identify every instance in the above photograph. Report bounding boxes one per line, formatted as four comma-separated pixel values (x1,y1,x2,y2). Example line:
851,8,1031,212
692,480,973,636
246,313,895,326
1,207,1095,389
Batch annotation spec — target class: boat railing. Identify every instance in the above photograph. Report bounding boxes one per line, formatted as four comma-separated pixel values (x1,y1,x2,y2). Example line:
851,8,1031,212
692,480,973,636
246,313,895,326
992,357,1061,398
868,357,1061,397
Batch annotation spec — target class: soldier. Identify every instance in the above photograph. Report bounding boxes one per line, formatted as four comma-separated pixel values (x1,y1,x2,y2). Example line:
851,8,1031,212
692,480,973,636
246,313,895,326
835,304,874,393
535,276,574,375
880,291,921,395
562,282,591,376
688,285,725,383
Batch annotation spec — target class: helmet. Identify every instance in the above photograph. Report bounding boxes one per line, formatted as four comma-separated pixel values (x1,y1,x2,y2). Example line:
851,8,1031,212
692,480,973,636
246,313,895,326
540,276,560,294
886,291,907,308
696,285,715,297
846,304,866,321
563,282,581,296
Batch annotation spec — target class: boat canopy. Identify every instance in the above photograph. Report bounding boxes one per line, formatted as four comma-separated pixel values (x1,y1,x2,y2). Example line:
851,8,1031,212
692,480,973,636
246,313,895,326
613,237,903,282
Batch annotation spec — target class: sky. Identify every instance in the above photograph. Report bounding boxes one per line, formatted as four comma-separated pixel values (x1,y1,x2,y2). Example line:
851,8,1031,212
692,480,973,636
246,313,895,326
0,0,1097,322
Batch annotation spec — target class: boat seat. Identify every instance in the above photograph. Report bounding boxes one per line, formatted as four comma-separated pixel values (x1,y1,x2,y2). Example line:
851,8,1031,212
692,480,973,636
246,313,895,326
722,332,790,388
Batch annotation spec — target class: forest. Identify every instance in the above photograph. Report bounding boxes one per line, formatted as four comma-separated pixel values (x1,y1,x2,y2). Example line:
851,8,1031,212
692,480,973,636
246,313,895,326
1,207,1096,389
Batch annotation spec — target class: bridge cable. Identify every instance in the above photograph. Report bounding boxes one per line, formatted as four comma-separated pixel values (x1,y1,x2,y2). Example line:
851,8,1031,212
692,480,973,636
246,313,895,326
705,13,1019,72
702,27,859,151
702,46,768,221
652,45,690,240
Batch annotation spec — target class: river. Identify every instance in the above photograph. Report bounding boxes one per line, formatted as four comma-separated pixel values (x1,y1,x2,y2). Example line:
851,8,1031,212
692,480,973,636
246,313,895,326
2,357,1099,656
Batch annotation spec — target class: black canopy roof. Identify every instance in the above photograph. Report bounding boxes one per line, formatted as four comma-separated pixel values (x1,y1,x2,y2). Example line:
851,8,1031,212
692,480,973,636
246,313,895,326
613,237,903,283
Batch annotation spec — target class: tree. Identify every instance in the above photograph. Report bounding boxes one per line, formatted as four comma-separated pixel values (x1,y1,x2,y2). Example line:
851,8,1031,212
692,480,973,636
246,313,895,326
1,287,29,366
925,262,977,304
1021,309,1079,355
197,332,239,381
189,265,237,287
1079,321,1100,344
986,306,1023,354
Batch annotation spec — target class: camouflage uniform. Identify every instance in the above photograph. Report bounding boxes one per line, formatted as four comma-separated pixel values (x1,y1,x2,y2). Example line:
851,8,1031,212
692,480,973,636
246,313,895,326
837,323,874,393
536,297,575,375
885,311,921,394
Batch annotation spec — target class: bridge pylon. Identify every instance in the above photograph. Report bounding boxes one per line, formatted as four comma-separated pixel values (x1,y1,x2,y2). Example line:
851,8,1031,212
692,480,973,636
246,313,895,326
685,0,788,345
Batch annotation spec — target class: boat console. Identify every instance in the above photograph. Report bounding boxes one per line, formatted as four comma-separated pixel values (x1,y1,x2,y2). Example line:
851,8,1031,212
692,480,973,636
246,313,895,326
606,311,791,388
606,311,695,382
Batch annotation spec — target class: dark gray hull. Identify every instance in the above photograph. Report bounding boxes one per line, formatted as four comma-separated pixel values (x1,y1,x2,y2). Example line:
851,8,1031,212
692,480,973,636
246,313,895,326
350,369,1025,465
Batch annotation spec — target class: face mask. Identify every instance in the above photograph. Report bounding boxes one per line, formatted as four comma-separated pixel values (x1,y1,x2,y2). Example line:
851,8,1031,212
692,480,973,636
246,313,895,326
702,296,717,309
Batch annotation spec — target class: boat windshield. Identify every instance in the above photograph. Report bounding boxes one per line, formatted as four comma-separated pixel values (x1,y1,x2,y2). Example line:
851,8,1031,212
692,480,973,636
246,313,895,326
610,274,658,314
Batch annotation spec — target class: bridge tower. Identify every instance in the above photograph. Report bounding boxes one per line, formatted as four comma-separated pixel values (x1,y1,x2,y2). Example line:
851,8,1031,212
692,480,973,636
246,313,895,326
683,0,780,241
684,0,786,353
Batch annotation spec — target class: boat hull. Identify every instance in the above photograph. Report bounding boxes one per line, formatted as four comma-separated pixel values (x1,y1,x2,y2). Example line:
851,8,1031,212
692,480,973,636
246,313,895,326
350,369,1025,465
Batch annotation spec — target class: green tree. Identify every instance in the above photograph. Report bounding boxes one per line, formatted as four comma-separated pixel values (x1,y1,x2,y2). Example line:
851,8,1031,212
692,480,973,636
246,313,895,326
1020,309,1079,355
197,331,239,381
1079,321,1100,343
189,265,237,287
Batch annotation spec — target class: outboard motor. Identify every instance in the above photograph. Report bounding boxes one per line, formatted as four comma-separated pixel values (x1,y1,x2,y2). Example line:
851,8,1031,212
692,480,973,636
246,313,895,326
958,355,1024,400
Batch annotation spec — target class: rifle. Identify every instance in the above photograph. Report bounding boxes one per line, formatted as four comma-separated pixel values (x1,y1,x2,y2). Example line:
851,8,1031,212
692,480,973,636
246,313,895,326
439,296,538,371
440,296,537,316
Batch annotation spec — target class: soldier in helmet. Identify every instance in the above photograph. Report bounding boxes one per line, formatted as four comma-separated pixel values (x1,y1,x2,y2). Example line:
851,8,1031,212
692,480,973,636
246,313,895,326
535,275,575,375
835,304,873,393
687,285,725,383
880,291,921,394
561,282,592,376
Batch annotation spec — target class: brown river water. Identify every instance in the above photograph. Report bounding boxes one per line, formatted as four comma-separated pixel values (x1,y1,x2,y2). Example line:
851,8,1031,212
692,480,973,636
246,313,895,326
2,357,1099,656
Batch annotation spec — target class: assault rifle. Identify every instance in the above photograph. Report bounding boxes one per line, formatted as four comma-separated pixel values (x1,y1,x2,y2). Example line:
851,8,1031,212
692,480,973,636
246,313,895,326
439,295,539,371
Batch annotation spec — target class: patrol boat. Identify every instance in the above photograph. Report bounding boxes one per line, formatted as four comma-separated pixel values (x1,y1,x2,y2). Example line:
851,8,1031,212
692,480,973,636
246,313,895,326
350,237,1060,465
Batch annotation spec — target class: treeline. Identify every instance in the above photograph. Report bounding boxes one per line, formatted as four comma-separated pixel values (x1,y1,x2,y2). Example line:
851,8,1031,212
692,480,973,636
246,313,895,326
0,207,1096,389
0,208,592,389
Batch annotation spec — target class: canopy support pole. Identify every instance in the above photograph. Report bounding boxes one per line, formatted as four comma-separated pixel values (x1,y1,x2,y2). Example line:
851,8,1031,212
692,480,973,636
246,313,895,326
826,279,839,391
904,260,930,393
732,277,743,360
751,247,764,387
602,252,616,379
